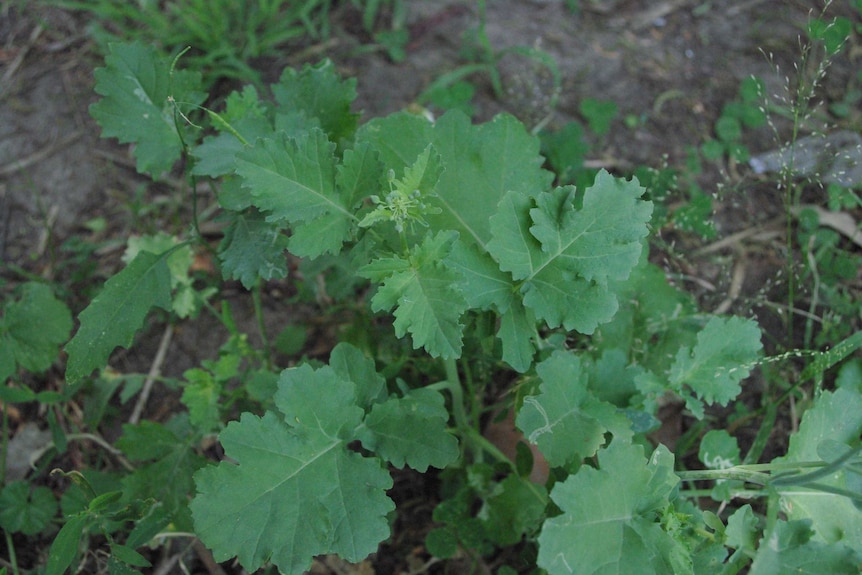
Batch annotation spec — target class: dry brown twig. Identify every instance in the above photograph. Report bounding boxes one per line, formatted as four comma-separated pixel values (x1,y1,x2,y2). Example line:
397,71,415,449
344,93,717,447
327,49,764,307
129,324,174,425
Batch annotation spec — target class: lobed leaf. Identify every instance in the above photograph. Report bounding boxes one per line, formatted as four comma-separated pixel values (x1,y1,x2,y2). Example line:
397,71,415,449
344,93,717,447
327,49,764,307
749,519,860,575
272,60,359,146
192,348,457,573
362,231,467,358
358,388,459,471
235,129,358,257
0,282,72,382
516,351,632,467
0,481,57,535
218,210,289,289
481,475,548,546
89,41,204,177
488,171,653,334
668,316,762,418
538,442,690,575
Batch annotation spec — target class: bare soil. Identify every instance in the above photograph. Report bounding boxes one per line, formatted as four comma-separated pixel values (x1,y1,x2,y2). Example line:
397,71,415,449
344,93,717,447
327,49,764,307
1,1,860,574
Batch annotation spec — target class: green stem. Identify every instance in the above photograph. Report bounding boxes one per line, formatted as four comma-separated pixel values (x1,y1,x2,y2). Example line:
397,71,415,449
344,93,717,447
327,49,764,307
442,358,469,434
252,282,272,370
678,459,831,487
677,468,772,486
682,488,767,500
1,402,8,486
762,488,780,551
4,529,19,575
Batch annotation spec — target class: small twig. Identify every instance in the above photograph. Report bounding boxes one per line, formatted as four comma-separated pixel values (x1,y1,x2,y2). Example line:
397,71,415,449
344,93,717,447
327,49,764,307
0,184,9,261
192,539,227,575
713,251,747,315
406,556,443,575
36,204,59,259
693,216,784,256
0,23,44,99
30,432,134,472
793,204,862,249
129,324,174,425
611,0,694,31
0,131,83,177
727,0,771,17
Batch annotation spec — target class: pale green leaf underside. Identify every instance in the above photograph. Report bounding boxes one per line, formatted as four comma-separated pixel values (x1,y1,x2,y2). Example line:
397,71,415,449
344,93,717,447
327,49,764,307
516,351,632,467
538,442,684,575
749,519,860,575
65,250,172,386
773,388,862,549
669,316,762,417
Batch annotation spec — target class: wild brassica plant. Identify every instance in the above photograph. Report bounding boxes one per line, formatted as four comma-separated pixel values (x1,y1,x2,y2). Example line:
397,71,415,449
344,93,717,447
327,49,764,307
38,40,862,574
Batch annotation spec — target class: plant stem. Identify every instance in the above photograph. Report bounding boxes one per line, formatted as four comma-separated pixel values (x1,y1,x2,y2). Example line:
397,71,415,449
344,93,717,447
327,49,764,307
443,357,469,434
252,281,272,370
4,529,19,575
1,401,8,486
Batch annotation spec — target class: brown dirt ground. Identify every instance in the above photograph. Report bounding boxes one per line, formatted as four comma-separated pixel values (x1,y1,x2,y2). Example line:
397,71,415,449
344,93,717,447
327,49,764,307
1,1,860,574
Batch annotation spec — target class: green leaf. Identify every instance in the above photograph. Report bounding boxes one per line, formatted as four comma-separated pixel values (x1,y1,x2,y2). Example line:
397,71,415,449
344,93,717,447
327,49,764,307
218,210,289,289
358,111,552,249
446,238,515,312
328,342,386,409
425,528,458,559
271,60,359,146
110,543,151,568
537,442,687,575
699,429,741,470
359,145,443,232
361,231,467,358
772,387,862,548
192,84,272,174
123,233,196,317
181,368,222,432
120,420,205,525
668,316,762,418
107,556,142,575
116,421,185,461
0,481,57,535
516,351,632,467
580,97,618,136
725,504,759,553
65,250,173,387
235,129,357,257
749,519,860,575
335,141,384,210
236,129,336,222
357,388,459,471
541,121,588,184
89,41,204,177
191,362,395,575
481,475,547,545
0,282,72,380
46,514,88,575
192,86,272,178
488,171,653,334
